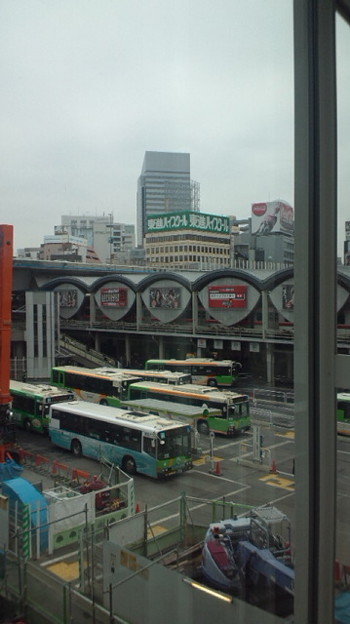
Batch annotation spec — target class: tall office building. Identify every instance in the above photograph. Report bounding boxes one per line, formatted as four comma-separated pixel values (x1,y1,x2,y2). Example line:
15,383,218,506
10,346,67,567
137,151,198,246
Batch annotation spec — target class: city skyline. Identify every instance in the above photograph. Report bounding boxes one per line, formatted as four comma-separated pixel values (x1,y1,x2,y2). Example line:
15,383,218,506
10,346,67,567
1,2,349,255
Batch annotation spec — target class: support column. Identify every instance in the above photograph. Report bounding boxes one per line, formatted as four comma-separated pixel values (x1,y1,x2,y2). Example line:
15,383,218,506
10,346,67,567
265,343,274,385
89,293,96,326
158,336,164,359
136,292,142,330
94,333,101,352
261,289,269,340
125,335,131,367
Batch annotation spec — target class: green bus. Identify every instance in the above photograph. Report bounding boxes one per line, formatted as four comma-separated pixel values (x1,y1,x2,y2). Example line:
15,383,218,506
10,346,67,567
145,358,241,387
337,392,350,436
50,365,143,406
10,379,74,433
49,400,193,478
93,367,192,385
125,381,250,436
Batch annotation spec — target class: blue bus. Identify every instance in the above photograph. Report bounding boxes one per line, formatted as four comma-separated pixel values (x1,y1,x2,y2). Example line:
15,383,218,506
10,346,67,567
48,400,193,479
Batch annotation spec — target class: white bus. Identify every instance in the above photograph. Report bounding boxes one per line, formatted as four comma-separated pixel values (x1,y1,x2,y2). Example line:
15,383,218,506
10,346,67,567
49,400,193,479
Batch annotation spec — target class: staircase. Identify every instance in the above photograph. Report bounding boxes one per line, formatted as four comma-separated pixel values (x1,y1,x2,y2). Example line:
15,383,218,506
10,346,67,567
58,334,116,368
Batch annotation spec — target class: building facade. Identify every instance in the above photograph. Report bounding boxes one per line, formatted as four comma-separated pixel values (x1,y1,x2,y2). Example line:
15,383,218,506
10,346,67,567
144,210,231,270
60,215,135,264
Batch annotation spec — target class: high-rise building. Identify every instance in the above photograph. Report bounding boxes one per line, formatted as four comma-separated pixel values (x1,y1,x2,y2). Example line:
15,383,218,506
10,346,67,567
61,214,135,264
137,151,199,246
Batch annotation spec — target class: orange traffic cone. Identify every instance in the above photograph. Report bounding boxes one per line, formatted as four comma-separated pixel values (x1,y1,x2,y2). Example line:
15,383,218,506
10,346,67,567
210,461,222,476
270,459,277,474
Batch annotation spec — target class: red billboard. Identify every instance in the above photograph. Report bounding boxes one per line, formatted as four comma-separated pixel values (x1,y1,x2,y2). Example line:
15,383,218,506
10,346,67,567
208,285,247,309
101,287,127,308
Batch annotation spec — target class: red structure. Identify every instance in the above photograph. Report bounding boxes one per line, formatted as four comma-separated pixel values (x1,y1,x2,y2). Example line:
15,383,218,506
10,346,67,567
0,224,16,462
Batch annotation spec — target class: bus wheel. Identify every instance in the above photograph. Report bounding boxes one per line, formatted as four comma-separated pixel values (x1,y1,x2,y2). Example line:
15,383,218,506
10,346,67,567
122,456,137,475
100,399,108,405
197,420,209,435
71,439,82,457
208,379,217,387
24,419,32,432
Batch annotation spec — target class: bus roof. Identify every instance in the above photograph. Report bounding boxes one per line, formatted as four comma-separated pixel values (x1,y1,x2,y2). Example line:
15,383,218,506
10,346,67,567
128,381,248,401
10,379,73,398
337,392,350,401
93,367,190,381
146,358,234,366
121,398,222,417
52,365,141,382
50,400,191,433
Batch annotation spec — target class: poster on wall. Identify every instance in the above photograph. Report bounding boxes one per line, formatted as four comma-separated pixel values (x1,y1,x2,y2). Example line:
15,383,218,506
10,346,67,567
101,287,127,308
282,285,294,310
198,338,207,348
59,290,78,308
250,343,260,352
208,285,247,309
150,287,181,309
231,341,241,351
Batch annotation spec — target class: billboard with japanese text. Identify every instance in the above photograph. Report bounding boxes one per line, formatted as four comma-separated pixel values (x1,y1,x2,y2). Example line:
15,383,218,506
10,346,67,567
101,287,128,308
147,211,229,234
208,285,247,309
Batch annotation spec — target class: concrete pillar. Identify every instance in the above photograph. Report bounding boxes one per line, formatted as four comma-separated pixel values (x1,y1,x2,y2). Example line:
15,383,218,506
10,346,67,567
89,293,96,326
261,289,269,339
265,342,274,384
192,291,198,334
136,292,142,330
159,336,164,359
125,335,131,367
94,333,101,352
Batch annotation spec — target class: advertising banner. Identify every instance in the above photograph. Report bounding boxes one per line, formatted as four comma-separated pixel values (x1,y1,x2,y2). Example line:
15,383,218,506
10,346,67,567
101,287,127,308
282,285,294,310
147,211,229,234
59,290,78,308
150,287,181,309
208,285,247,309
251,200,294,235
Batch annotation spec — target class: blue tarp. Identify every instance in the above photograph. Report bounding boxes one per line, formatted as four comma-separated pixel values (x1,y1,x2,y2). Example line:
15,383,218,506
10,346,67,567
335,592,350,624
0,458,23,482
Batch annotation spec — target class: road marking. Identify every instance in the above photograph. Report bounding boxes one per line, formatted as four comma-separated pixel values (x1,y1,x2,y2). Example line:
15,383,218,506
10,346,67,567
193,455,222,466
148,525,167,537
260,474,295,491
276,431,295,439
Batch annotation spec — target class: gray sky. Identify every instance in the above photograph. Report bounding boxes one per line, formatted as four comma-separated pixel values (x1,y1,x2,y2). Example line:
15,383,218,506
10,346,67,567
0,1,348,254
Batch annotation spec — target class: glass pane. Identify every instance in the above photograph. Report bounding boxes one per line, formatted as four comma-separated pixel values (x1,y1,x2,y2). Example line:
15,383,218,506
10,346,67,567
336,11,350,616
3,0,296,622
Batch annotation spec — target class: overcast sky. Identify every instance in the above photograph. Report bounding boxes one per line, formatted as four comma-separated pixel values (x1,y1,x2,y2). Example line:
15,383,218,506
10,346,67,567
0,1,349,254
